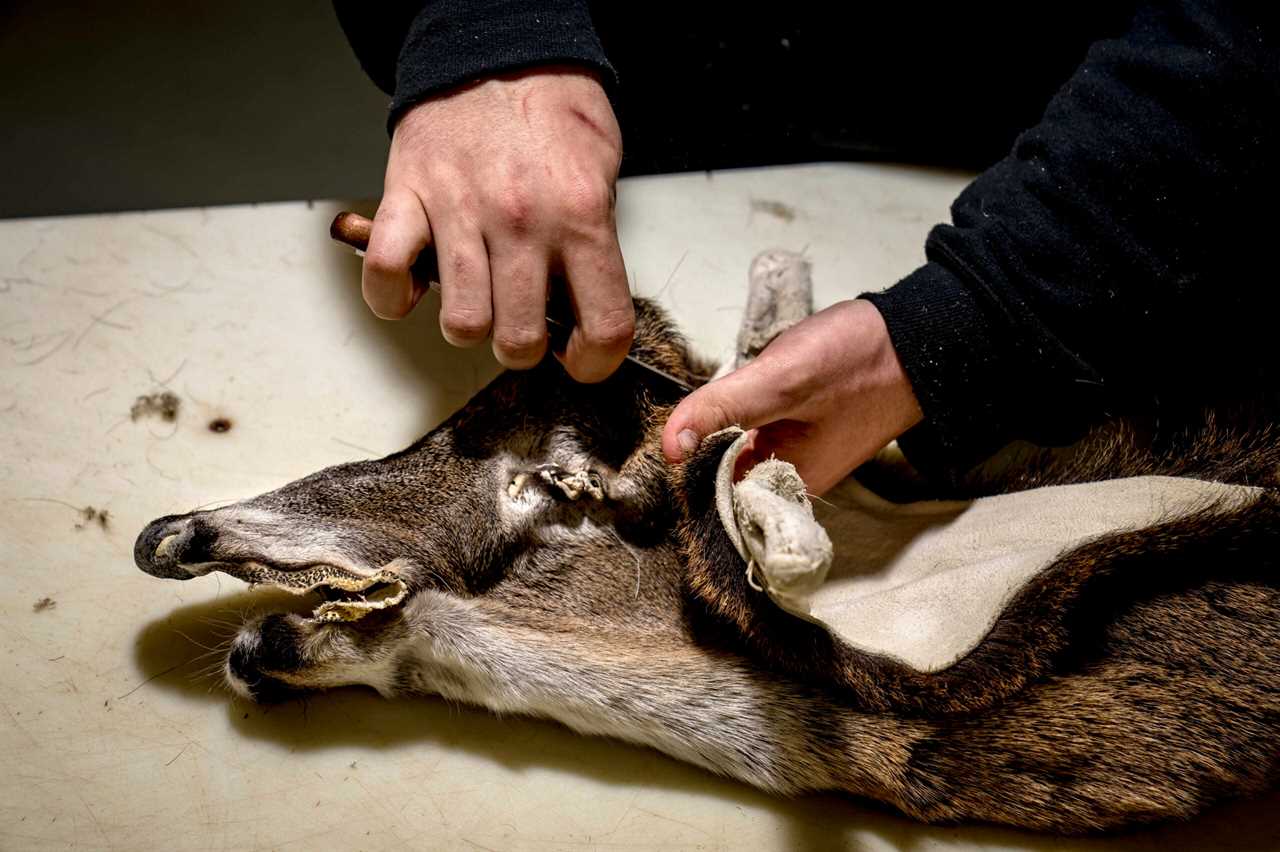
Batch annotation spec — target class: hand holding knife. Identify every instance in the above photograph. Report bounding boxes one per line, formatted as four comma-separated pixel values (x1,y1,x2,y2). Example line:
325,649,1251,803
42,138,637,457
328,211,692,392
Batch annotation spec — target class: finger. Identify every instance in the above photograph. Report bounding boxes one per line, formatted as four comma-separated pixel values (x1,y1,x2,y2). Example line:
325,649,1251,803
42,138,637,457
435,222,492,346
556,235,634,383
661,360,791,463
363,189,431,319
489,246,549,369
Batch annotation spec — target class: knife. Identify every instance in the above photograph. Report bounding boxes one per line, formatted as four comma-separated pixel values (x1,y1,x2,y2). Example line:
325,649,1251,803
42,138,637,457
329,211,693,393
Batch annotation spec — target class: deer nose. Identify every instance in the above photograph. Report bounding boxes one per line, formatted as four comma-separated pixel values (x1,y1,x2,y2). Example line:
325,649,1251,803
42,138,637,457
133,514,210,579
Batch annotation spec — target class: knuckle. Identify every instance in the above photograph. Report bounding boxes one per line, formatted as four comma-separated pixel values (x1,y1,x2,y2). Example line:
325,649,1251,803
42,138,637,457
583,306,635,351
372,202,401,225
493,326,546,363
362,247,403,279
561,176,612,222
441,306,490,342
495,187,536,233
701,396,739,432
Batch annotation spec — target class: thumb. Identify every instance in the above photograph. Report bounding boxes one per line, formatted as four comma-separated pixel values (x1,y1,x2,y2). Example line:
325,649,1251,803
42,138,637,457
661,361,786,463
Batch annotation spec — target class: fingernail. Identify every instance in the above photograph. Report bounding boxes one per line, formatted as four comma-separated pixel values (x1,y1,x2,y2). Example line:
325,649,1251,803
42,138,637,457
677,429,700,458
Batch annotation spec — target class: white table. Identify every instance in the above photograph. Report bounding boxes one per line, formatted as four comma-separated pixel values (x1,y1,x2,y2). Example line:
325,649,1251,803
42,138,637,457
3,164,1276,850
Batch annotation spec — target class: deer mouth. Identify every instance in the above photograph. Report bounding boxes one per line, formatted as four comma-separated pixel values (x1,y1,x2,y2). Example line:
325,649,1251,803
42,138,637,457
205,560,410,623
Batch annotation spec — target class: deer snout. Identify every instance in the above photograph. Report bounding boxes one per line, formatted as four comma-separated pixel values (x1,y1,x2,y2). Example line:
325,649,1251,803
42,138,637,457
133,514,214,579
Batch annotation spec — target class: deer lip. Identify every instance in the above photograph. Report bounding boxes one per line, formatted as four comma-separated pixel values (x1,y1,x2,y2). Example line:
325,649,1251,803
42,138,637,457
199,559,409,623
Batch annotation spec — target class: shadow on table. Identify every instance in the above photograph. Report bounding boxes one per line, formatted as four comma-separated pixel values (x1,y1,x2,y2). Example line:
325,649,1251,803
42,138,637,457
130,589,1279,852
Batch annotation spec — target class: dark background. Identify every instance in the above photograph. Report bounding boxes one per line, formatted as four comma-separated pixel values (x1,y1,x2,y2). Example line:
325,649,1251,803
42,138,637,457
1,2,1128,220
0,0,390,219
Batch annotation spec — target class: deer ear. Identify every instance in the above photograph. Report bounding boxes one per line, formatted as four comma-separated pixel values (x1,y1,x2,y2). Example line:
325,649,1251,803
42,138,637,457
717,440,833,618
671,429,847,676
734,250,814,370
701,249,814,385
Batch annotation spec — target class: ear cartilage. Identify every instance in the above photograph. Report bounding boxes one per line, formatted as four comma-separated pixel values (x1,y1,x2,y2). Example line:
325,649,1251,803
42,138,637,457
713,429,833,617
735,250,814,370
732,459,833,615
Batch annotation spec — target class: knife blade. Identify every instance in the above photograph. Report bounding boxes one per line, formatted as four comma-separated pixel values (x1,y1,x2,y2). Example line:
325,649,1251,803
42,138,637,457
329,211,693,393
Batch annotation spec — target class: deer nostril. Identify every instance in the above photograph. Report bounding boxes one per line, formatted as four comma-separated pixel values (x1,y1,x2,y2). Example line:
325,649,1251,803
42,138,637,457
133,514,202,579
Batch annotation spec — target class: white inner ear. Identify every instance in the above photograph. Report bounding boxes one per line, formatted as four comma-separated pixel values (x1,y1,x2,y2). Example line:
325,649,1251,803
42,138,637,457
715,431,1260,672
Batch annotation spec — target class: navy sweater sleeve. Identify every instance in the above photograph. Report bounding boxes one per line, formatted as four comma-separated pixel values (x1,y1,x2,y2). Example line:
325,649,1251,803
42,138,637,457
333,0,614,132
334,1,1277,479
862,2,1280,477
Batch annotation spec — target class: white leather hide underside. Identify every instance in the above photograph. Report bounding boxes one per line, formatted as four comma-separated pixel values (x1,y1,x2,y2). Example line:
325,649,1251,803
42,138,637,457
714,430,1259,672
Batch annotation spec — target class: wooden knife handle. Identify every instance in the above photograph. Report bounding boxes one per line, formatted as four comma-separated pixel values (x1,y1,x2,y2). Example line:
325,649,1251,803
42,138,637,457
329,210,575,350
329,211,440,284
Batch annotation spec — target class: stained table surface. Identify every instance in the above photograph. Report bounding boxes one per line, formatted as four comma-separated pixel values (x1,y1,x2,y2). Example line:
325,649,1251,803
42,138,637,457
2,164,1276,850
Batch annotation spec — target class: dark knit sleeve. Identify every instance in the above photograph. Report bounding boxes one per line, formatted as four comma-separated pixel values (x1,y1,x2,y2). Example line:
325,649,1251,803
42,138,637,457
862,1,1279,477
334,1,614,131
332,1,423,97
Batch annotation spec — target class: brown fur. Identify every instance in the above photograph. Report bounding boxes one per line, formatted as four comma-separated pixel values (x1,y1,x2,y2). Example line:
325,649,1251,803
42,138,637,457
134,298,1280,833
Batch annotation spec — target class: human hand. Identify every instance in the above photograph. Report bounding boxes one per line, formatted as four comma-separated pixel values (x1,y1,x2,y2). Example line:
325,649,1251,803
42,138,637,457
362,66,634,382
662,299,924,494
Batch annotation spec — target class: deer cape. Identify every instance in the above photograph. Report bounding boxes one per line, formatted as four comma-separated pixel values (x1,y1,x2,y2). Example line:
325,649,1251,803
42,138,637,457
714,430,1259,672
